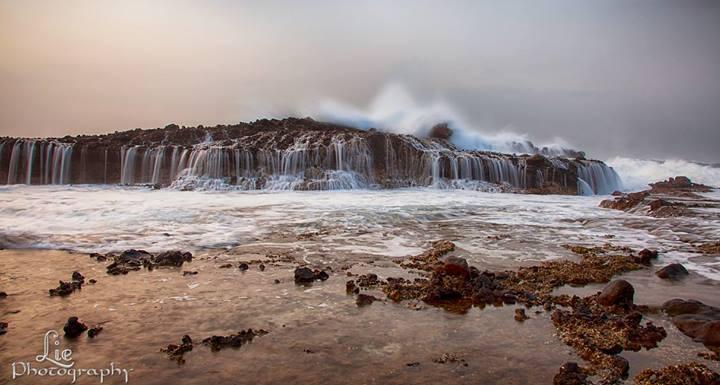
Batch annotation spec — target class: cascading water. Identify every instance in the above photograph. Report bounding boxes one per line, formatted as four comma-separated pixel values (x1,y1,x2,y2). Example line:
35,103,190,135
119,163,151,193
0,119,618,195
576,161,623,195
3,140,73,185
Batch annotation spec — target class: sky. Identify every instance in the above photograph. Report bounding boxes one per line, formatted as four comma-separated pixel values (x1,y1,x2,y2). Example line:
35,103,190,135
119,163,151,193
1,0,719,162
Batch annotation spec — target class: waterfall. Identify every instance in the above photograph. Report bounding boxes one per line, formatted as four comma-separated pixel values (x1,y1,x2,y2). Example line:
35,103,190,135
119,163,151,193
120,146,138,185
576,161,622,195
6,141,22,184
0,123,613,194
24,141,36,184
577,178,594,196
104,148,108,184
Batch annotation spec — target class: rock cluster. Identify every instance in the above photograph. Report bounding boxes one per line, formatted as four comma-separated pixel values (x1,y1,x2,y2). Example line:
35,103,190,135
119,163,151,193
293,267,329,284
49,271,85,296
600,176,717,218
103,249,192,275
161,335,194,364
202,329,268,351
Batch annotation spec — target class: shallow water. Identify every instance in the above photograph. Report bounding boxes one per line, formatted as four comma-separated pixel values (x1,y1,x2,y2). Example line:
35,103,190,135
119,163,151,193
1,186,718,280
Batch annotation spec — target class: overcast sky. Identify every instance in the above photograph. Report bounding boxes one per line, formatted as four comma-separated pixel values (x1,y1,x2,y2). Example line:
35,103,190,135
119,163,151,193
1,0,718,162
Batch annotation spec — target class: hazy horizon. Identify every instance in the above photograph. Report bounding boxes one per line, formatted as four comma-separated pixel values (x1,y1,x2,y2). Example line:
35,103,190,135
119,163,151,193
1,0,719,162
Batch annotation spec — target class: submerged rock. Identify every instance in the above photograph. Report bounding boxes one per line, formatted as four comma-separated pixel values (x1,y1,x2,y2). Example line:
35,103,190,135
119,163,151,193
635,249,659,265
87,326,103,338
63,317,88,338
663,299,720,347
161,335,194,364
0,321,7,335
597,280,634,308
238,263,249,271
356,294,378,307
656,264,689,281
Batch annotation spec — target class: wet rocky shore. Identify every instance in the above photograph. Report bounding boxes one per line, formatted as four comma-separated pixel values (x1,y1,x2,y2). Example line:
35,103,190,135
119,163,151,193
1,178,719,384
1,239,719,385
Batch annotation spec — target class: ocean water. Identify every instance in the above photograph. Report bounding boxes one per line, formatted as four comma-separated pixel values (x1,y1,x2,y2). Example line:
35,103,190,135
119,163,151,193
0,185,718,280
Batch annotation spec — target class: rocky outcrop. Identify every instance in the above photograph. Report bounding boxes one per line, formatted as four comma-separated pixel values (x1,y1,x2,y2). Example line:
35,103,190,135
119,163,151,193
600,176,717,217
0,117,619,194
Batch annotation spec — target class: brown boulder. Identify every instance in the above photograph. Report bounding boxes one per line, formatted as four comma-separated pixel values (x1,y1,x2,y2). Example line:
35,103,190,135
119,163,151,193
597,280,634,307
655,263,689,280
441,256,470,277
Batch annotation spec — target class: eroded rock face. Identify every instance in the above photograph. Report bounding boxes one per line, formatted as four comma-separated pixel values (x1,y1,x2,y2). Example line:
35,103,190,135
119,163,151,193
0,117,614,195
663,299,720,347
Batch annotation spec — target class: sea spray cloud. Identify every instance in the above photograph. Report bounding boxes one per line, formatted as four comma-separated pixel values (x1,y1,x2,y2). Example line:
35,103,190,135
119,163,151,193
306,83,579,156
606,157,720,192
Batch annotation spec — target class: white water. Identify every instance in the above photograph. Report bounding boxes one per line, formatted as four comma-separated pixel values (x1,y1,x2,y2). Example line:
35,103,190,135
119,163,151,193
1,185,718,280
307,83,578,156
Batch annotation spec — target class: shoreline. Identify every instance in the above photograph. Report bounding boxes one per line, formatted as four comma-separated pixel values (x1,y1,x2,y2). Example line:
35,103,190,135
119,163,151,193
1,244,719,384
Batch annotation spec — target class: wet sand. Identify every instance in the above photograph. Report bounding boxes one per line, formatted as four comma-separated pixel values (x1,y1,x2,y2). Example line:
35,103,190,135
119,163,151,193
1,247,718,385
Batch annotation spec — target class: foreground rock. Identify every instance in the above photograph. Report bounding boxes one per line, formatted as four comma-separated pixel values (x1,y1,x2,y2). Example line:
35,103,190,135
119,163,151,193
293,267,329,284
634,362,719,385
153,251,192,267
63,317,88,338
551,294,666,383
597,280,634,308
106,249,193,275
378,241,666,383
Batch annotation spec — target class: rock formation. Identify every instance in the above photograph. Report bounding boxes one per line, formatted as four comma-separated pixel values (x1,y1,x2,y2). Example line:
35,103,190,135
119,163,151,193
0,117,621,194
